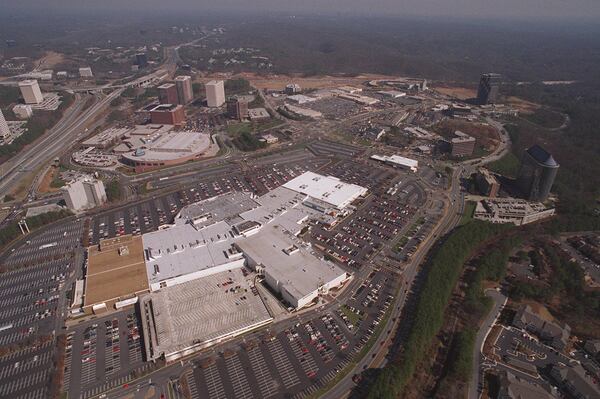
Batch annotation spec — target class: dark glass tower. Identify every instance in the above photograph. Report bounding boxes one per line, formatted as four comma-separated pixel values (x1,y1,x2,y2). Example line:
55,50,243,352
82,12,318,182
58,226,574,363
477,73,501,105
516,145,559,202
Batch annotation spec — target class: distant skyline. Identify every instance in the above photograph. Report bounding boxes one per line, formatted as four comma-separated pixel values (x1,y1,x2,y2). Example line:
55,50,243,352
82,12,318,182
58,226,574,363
1,0,600,20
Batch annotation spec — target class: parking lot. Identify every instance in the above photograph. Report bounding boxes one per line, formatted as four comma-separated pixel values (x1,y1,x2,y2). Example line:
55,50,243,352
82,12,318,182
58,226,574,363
0,340,54,398
310,161,426,269
63,311,147,399
88,156,331,246
3,220,83,269
0,257,72,345
188,265,399,399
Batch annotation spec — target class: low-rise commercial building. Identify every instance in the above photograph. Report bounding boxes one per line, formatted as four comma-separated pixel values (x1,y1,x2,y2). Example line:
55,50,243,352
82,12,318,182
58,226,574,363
281,104,322,119
371,154,419,172
247,108,270,121
79,67,93,78
474,198,555,226
81,127,129,149
149,104,185,125
287,94,316,105
285,83,301,94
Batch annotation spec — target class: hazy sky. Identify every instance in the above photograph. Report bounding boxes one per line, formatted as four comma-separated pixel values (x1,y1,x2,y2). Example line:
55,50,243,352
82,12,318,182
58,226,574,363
2,0,600,20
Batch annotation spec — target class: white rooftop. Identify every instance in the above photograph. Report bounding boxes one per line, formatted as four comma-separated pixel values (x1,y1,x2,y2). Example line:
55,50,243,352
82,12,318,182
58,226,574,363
283,171,367,210
144,268,272,359
371,154,419,171
237,226,346,302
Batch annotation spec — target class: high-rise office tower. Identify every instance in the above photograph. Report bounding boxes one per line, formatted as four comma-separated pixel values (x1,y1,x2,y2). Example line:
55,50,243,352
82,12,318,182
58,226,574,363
135,53,148,68
18,80,44,104
477,73,501,105
227,97,249,120
205,80,225,107
174,76,194,104
516,145,559,202
0,109,11,140
157,83,179,105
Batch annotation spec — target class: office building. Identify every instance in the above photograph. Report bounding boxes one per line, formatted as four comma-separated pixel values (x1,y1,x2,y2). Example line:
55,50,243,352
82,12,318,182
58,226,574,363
285,83,301,94
135,53,148,68
174,75,193,104
12,104,32,119
516,145,559,202
475,168,500,197
79,67,93,78
450,131,476,157
157,83,178,105
149,104,185,125
18,79,44,104
205,80,225,107
227,97,248,120
477,73,501,105
62,178,107,212
0,109,11,140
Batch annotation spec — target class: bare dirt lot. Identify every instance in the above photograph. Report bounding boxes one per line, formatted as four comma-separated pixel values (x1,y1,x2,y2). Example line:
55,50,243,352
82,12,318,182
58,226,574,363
434,85,477,100
33,51,65,71
196,72,397,90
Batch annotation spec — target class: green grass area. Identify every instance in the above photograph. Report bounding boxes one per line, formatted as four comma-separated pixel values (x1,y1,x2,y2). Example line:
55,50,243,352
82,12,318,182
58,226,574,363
393,235,409,252
459,201,476,226
522,107,565,129
340,305,362,325
227,122,253,135
487,152,520,178
105,180,122,202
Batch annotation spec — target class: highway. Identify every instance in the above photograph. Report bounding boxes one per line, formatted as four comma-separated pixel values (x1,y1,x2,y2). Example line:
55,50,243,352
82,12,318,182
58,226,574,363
0,88,124,200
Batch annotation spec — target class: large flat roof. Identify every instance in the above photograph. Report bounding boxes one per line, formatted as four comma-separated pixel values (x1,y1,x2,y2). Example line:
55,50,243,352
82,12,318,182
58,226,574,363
84,235,149,308
283,171,367,209
143,268,272,359
121,131,212,162
236,226,346,301
142,185,340,292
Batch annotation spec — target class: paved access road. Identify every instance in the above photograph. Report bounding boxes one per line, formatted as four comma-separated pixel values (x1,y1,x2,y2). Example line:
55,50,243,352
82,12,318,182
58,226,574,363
469,289,507,399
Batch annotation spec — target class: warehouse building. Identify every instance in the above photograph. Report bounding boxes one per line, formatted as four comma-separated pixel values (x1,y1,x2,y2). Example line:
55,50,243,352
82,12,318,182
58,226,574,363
370,154,419,172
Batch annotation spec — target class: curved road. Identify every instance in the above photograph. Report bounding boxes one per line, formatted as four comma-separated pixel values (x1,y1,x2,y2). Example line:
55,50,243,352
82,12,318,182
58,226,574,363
469,289,507,399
